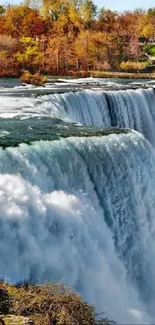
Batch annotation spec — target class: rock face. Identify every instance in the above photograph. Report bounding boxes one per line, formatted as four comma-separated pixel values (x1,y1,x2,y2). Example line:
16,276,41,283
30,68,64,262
0,315,35,325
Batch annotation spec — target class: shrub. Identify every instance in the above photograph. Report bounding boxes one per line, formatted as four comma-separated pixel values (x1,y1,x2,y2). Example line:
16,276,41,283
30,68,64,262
6,283,114,325
120,61,147,72
95,62,111,71
20,70,46,86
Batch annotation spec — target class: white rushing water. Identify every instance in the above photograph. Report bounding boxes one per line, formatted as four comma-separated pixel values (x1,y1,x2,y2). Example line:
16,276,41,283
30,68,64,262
42,88,155,143
1,131,155,323
0,88,155,143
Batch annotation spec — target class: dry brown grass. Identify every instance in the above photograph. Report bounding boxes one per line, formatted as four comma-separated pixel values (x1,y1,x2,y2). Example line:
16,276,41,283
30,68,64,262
0,282,113,325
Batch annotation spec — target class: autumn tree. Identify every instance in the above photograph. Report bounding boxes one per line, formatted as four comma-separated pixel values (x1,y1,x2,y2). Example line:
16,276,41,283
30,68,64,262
45,34,75,72
138,8,155,40
5,4,44,38
98,8,118,33
16,37,43,72
0,34,16,51
75,30,109,70
0,0,153,76
42,0,67,20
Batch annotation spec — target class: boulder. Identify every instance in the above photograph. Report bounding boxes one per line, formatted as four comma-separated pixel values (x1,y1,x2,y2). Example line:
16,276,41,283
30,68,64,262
0,315,35,325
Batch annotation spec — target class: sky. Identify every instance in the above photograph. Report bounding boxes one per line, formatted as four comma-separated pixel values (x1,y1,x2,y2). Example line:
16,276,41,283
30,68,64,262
95,0,155,12
0,0,154,11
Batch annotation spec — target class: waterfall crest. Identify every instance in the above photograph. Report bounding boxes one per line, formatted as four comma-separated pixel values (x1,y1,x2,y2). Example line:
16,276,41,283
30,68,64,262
38,88,155,144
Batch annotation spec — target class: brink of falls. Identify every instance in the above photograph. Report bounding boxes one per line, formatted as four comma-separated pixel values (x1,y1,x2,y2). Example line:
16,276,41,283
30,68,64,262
37,88,155,144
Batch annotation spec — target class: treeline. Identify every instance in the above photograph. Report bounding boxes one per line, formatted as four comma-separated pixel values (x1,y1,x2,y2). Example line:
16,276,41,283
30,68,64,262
0,0,155,76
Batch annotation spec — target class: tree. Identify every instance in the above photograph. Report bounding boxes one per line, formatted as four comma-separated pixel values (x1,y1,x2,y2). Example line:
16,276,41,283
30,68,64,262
0,0,153,76
16,37,43,72
45,35,75,72
0,34,16,51
127,37,142,61
42,0,67,20
80,0,97,22
0,5,5,16
53,3,81,37
5,4,44,38
98,9,118,33
139,9,155,40
75,30,108,70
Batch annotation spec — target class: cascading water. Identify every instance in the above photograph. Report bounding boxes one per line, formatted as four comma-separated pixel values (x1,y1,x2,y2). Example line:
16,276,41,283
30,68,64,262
2,87,153,143
0,87,155,142
1,130,155,323
0,89,155,131
40,88,155,130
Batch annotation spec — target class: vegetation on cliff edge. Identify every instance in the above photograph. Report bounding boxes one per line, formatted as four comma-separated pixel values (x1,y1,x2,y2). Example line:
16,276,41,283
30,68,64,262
0,282,114,325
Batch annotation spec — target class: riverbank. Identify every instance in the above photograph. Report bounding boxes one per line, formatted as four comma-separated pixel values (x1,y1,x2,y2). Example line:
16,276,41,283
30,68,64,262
21,70,155,86
61,70,155,79
0,70,155,82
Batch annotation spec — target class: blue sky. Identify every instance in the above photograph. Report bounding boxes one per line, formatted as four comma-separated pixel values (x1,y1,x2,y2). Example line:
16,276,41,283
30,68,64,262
0,0,154,11
95,0,154,11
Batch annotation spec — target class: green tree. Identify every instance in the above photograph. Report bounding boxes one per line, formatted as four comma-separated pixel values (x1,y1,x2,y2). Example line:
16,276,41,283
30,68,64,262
80,0,97,25
16,37,43,71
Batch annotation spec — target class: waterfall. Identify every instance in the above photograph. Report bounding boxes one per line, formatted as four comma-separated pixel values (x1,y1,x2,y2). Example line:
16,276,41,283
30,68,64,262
0,130,155,323
0,87,155,143
37,88,155,144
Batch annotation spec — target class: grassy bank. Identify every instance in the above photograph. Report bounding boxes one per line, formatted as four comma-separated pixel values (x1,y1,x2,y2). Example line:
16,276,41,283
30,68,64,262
0,282,113,325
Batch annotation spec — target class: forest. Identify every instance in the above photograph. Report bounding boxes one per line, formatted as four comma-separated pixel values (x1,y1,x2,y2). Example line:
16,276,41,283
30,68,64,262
0,0,155,77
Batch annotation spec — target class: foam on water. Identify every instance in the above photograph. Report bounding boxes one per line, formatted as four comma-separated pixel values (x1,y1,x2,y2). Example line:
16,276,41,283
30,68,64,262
0,131,155,323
